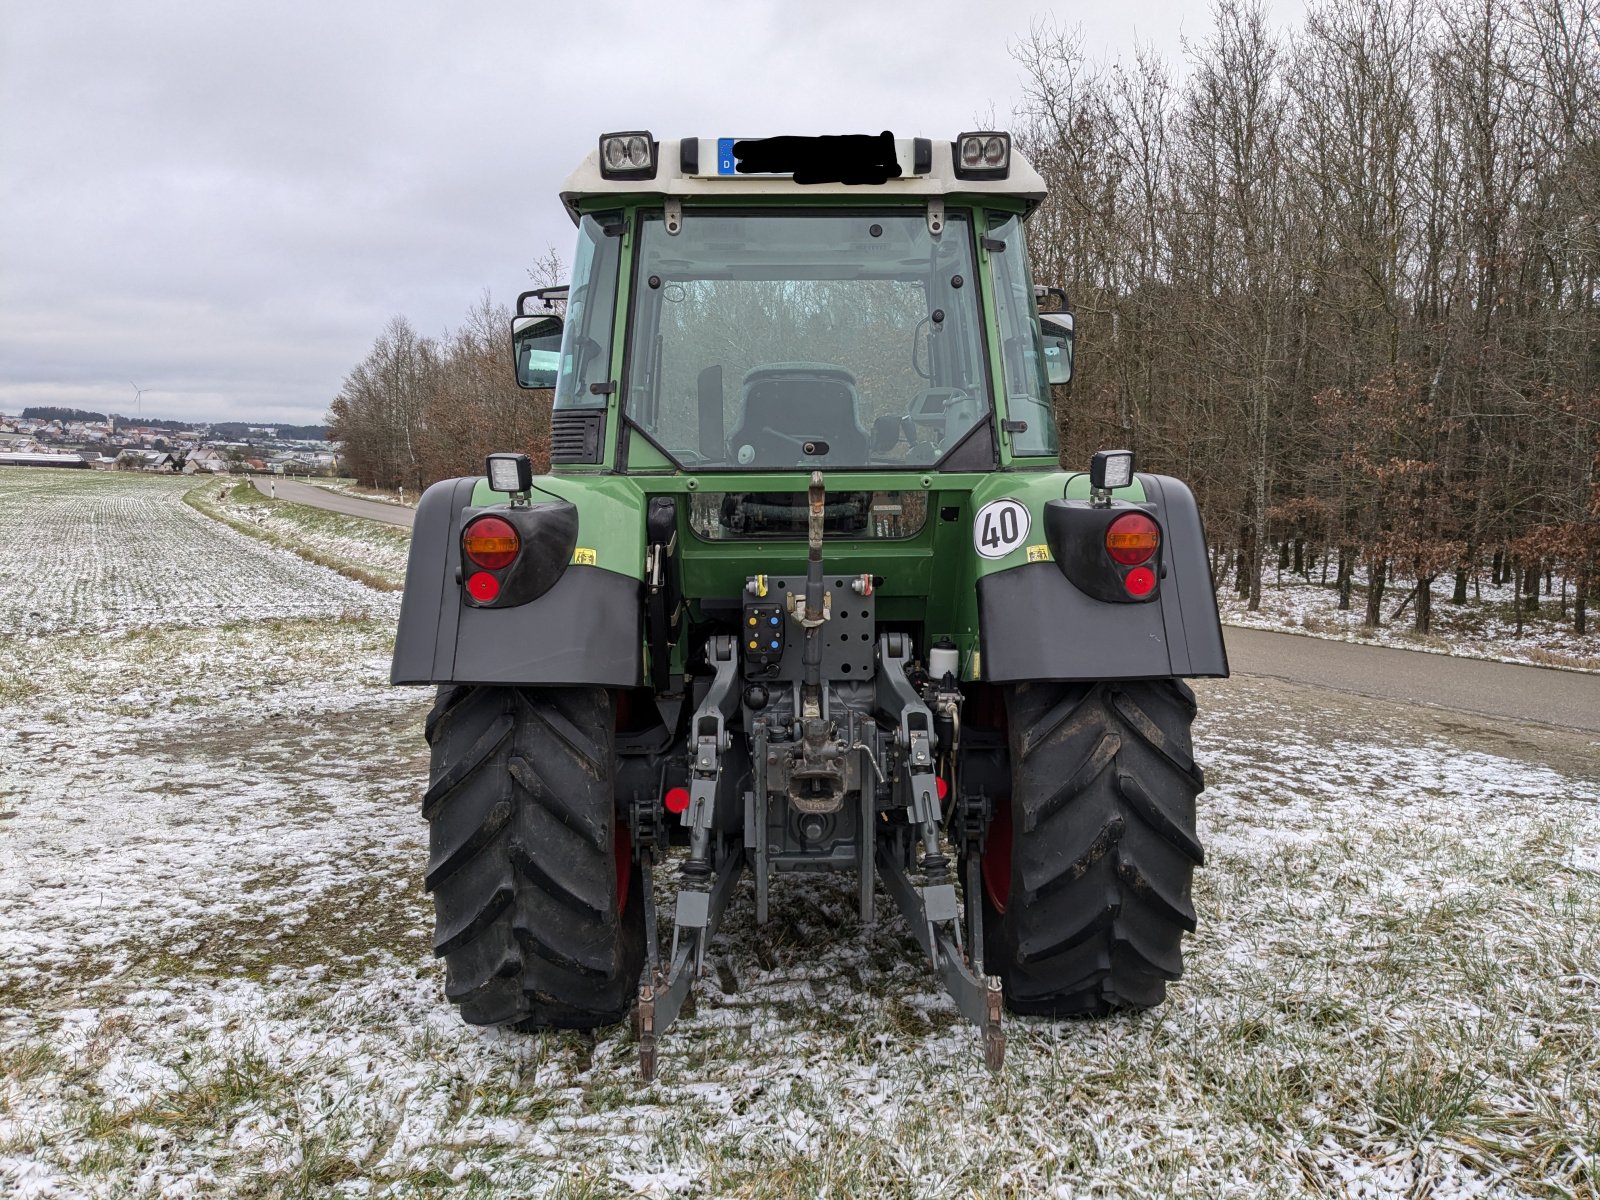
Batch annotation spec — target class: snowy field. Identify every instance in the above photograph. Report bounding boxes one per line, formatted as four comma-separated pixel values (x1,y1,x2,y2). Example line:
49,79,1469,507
0,470,394,638
2,469,1599,1198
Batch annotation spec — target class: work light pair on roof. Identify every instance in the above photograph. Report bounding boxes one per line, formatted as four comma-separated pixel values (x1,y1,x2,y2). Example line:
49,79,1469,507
596,130,1013,181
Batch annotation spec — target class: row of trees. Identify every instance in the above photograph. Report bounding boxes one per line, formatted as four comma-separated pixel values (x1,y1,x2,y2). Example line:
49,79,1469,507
325,293,551,495
1018,0,1599,632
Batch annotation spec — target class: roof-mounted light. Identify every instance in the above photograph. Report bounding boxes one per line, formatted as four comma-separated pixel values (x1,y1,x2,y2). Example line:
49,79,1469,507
598,131,657,180
954,131,1011,180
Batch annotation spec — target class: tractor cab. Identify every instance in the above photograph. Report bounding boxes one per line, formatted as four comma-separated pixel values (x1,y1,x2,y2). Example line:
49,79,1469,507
512,132,1067,479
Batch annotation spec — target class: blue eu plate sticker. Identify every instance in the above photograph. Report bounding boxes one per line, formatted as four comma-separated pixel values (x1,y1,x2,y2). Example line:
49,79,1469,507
718,138,737,175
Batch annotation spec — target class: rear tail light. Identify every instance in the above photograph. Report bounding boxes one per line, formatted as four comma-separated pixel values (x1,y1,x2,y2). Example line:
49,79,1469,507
1124,566,1157,597
1105,513,1159,565
463,515,520,569
466,571,501,602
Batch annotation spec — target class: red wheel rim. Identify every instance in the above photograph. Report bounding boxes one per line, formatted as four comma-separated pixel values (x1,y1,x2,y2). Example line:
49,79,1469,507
982,799,1012,913
612,688,633,914
614,824,632,913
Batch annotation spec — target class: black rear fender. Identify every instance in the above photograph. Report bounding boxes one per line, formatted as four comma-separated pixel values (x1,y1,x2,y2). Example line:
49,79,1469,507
391,477,642,688
978,474,1229,683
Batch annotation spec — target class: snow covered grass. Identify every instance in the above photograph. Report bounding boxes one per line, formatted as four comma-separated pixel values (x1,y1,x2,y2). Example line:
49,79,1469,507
1219,571,1600,672
315,479,417,509
3,468,1598,1197
0,469,394,637
184,478,411,591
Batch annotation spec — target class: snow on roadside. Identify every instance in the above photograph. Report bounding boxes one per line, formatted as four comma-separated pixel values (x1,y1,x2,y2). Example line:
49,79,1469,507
185,478,412,590
1219,571,1599,672
313,479,416,509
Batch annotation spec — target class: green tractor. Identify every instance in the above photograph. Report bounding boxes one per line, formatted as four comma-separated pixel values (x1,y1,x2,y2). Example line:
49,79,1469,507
393,131,1228,1077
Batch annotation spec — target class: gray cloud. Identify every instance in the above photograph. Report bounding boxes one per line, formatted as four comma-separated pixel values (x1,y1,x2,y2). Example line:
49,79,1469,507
0,0,1300,425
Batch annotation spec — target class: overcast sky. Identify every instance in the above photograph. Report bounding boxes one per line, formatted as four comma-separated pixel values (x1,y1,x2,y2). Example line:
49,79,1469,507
0,0,1303,427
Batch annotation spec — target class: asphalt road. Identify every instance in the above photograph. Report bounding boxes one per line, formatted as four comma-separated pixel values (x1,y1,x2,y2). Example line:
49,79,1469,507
252,476,415,528
1224,625,1600,735
247,476,1598,733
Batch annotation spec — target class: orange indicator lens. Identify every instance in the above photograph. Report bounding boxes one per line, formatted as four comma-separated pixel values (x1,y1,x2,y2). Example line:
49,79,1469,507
1105,513,1160,565
463,515,520,569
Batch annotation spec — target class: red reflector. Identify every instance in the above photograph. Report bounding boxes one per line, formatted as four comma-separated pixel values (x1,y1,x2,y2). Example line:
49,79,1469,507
1106,512,1160,565
463,515,520,569
466,571,500,601
664,786,690,814
936,776,949,801
1125,566,1157,597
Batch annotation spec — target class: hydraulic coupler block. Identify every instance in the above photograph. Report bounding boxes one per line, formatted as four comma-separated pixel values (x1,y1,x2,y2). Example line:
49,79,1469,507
742,579,787,677
740,574,875,684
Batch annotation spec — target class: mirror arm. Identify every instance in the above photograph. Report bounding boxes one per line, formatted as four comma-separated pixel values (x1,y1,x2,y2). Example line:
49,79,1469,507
1033,284,1070,312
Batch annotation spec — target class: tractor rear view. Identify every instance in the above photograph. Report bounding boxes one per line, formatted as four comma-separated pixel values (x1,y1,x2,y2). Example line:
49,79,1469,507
393,131,1228,1077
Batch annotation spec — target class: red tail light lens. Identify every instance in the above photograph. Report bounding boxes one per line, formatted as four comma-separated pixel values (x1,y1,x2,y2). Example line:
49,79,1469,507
463,515,520,569
466,571,501,601
663,787,690,814
1105,513,1160,565
1124,566,1157,597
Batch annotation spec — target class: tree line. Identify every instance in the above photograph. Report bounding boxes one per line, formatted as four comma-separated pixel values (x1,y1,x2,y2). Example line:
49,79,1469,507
1018,0,1598,633
325,292,553,496
329,0,1598,634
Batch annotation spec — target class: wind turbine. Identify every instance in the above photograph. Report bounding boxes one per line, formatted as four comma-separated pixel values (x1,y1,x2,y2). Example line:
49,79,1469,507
129,381,146,419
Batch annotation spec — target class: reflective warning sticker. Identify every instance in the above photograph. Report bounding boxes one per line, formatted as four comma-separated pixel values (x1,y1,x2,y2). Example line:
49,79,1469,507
571,548,597,566
1026,544,1052,563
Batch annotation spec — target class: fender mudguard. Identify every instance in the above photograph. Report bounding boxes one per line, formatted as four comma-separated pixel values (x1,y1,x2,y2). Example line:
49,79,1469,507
977,474,1229,682
390,477,642,688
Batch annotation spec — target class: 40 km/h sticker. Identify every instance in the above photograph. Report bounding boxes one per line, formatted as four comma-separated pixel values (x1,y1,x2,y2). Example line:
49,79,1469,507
973,498,1032,559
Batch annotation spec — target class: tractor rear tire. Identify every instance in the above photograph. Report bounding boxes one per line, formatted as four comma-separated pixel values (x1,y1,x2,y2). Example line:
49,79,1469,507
982,680,1205,1016
422,684,643,1030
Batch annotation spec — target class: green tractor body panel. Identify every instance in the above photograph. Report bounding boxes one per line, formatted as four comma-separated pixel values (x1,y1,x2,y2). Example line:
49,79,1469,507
394,463,1222,687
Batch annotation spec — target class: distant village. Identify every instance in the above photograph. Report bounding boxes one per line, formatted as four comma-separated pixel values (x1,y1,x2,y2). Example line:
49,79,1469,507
0,409,339,476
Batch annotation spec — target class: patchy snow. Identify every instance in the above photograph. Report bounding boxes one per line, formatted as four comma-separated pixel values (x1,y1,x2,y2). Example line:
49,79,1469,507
0,469,395,636
315,480,417,509
186,478,411,589
2,468,1598,1196
1219,569,1599,672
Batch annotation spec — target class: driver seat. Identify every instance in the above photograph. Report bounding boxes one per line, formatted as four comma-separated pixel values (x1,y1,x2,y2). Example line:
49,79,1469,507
727,363,869,465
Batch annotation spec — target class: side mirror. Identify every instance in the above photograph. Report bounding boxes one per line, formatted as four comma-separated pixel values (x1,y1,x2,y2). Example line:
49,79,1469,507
1039,312,1075,385
511,314,564,389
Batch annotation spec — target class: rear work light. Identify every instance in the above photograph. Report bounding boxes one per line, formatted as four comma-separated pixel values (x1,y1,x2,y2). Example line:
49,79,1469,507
954,131,1010,180
463,515,520,570
1105,512,1160,565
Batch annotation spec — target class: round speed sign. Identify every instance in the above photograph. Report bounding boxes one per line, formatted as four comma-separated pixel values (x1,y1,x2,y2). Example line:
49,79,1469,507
972,498,1031,559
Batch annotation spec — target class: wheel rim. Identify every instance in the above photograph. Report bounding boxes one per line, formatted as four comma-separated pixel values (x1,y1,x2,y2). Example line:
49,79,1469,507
614,825,632,913
982,799,1012,913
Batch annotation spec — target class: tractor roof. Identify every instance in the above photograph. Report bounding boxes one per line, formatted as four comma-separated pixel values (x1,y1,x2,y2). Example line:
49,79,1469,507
558,134,1047,223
